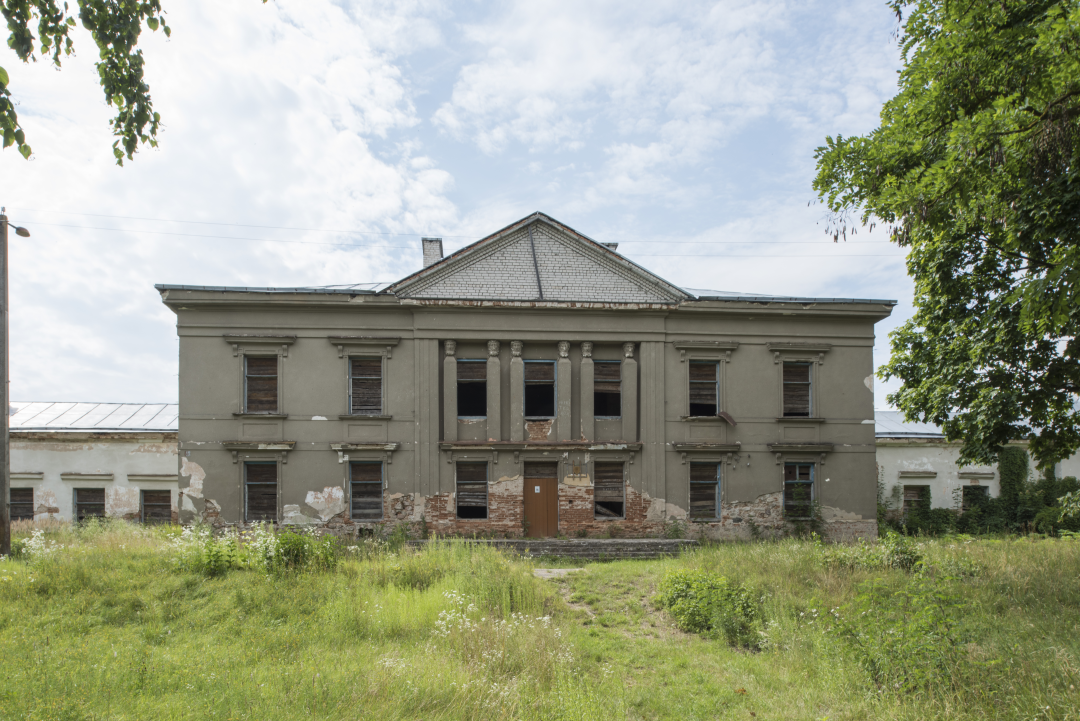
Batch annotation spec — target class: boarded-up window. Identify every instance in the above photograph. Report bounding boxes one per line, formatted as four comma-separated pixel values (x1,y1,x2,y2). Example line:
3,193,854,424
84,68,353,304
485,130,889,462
75,488,105,521
351,462,383,520
245,462,278,522
593,462,625,518
142,490,172,524
457,361,487,417
903,485,927,517
245,356,279,413
689,361,719,416
10,488,33,521
783,463,813,517
456,462,488,519
350,358,382,415
782,362,811,417
594,362,621,418
961,485,988,512
524,361,556,418
689,463,719,519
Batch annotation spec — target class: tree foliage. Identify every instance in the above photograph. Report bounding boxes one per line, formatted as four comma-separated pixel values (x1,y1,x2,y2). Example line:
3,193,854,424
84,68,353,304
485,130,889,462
814,0,1080,468
2,1,174,163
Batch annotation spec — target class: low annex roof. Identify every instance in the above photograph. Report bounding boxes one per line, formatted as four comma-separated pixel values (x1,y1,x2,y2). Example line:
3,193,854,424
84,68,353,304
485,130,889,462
875,410,945,439
9,402,178,432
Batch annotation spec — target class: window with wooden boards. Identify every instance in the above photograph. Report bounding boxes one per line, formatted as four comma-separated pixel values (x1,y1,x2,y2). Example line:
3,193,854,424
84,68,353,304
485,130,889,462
456,462,488,519
351,462,383,520
245,356,279,413
75,488,105,521
349,358,382,415
245,462,278,522
594,362,621,418
782,362,811,417
689,361,720,417
690,463,720,520
593,462,625,518
10,488,33,521
141,490,172,524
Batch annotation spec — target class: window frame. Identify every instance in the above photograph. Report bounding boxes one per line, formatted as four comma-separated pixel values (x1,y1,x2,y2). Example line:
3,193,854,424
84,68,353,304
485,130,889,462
141,489,173,524
902,484,928,518
456,359,488,419
455,461,489,520
10,487,34,521
782,361,812,418
243,354,281,414
687,360,720,418
523,360,557,420
244,461,279,523
350,461,385,521
689,462,721,521
348,355,385,416
74,487,106,522
783,462,815,519
592,461,626,519
593,361,622,420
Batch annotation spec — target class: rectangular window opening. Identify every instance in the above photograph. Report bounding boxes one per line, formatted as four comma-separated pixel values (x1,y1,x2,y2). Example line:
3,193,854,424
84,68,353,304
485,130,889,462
782,362,811,417
593,462,625,518
351,462,384,521
689,361,719,416
10,488,34,521
74,488,105,522
456,462,488,519
457,360,487,417
594,361,621,418
689,463,720,520
783,463,814,518
524,361,556,418
961,485,988,512
350,357,383,415
245,462,278,522
141,490,172,524
903,484,928,517
245,356,279,413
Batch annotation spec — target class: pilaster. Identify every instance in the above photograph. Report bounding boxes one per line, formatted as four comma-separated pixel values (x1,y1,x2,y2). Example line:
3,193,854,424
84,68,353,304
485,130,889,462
557,341,572,441
443,340,457,442
486,340,501,441
510,341,524,442
622,343,638,442
580,341,594,441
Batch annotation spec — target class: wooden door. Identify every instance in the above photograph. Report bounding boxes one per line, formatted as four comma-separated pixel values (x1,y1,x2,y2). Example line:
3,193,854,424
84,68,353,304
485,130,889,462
523,462,559,537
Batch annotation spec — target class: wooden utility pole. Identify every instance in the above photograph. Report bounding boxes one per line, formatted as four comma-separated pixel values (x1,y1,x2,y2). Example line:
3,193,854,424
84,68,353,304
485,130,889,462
0,209,29,556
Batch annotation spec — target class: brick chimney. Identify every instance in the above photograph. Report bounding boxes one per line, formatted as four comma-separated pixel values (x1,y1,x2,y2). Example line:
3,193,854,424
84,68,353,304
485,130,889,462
422,237,443,268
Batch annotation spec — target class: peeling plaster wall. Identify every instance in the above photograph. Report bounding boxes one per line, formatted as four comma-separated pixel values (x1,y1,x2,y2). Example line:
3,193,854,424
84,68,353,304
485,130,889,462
876,440,1006,509
11,433,179,522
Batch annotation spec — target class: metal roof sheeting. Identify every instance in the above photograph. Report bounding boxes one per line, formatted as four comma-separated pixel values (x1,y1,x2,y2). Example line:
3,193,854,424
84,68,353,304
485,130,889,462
9,402,178,431
875,410,945,438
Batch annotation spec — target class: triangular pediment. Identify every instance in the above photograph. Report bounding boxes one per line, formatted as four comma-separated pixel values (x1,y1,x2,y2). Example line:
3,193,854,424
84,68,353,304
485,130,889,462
389,213,689,303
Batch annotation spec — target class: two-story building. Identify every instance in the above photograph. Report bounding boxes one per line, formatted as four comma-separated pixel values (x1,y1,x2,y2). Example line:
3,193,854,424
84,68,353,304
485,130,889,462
159,213,894,539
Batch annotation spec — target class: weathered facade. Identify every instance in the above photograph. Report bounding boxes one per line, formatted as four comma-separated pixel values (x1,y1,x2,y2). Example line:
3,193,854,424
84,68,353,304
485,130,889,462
160,213,894,540
9,402,179,523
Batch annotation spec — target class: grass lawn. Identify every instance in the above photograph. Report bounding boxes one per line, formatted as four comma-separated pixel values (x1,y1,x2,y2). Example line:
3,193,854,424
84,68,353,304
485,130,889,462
1,522,1079,720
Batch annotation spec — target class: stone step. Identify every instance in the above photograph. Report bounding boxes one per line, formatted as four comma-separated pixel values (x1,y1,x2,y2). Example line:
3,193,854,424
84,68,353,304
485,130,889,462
406,538,698,560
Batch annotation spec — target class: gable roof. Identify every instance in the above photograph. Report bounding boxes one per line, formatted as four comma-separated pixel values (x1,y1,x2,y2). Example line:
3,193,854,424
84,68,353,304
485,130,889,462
874,410,945,439
388,212,691,303
9,402,178,432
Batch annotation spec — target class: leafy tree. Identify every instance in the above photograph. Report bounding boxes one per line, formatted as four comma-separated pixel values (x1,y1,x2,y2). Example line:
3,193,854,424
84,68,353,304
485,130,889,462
813,0,1080,468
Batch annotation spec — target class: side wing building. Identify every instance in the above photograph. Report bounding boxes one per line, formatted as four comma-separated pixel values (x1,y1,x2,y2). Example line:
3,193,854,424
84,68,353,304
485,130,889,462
159,213,895,539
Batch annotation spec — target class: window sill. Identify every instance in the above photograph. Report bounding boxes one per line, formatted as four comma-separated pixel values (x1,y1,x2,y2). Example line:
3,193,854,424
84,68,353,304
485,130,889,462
690,518,719,523
777,417,825,423
233,413,288,419
595,416,622,421
455,517,490,521
680,415,724,422
339,414,392,420
524,417,556,421
592,516,626,521
457,416,488,421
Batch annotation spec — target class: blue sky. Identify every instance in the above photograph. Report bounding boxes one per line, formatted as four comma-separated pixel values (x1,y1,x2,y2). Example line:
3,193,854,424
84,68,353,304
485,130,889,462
0,0,910,404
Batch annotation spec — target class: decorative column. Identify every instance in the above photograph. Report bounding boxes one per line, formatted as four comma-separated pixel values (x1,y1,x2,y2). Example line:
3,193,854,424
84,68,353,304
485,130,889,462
443,340,457,442
510,341,524,442
580,342,594,441
486,340,501,442
622,342,638,442
557,341,573,441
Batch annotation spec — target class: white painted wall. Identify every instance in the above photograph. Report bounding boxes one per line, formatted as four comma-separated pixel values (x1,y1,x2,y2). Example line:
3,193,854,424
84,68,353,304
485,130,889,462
10,432,178,522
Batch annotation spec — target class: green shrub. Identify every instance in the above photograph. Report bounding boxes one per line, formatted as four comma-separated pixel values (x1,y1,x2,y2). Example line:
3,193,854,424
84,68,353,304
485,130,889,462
819,531,923,571
655,569,762,648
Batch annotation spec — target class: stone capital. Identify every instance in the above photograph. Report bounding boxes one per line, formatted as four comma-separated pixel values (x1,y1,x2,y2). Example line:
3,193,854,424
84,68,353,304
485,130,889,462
444,340,456,357
581,341,593,358
487,340,501,357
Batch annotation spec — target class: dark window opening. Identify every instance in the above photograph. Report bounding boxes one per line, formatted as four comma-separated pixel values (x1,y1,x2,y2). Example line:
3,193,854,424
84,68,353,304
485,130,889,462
903,485,928,517
594,462,625,518
245,462,278,522
689,361,719,416
783,463,814,518
245,356,279,413
350,358,382,415
456,462,488,519
351,462,383,520
690,463,720,519
961,485,988,512
75,488,105,521
141,490,172,523
457,361,487,417
10,488,34,521
782,362,811,417
524,361,556,418
594,361,621,418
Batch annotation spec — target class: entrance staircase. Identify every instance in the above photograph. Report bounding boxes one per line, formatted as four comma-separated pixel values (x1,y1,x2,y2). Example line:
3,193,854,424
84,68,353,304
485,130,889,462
408,538,698,561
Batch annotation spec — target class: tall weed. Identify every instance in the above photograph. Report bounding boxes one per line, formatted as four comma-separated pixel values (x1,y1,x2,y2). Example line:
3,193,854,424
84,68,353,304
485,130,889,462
655,569,763,648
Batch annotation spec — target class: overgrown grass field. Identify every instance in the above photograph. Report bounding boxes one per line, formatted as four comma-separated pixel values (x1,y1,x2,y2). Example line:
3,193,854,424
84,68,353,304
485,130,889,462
1,522,1078,720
